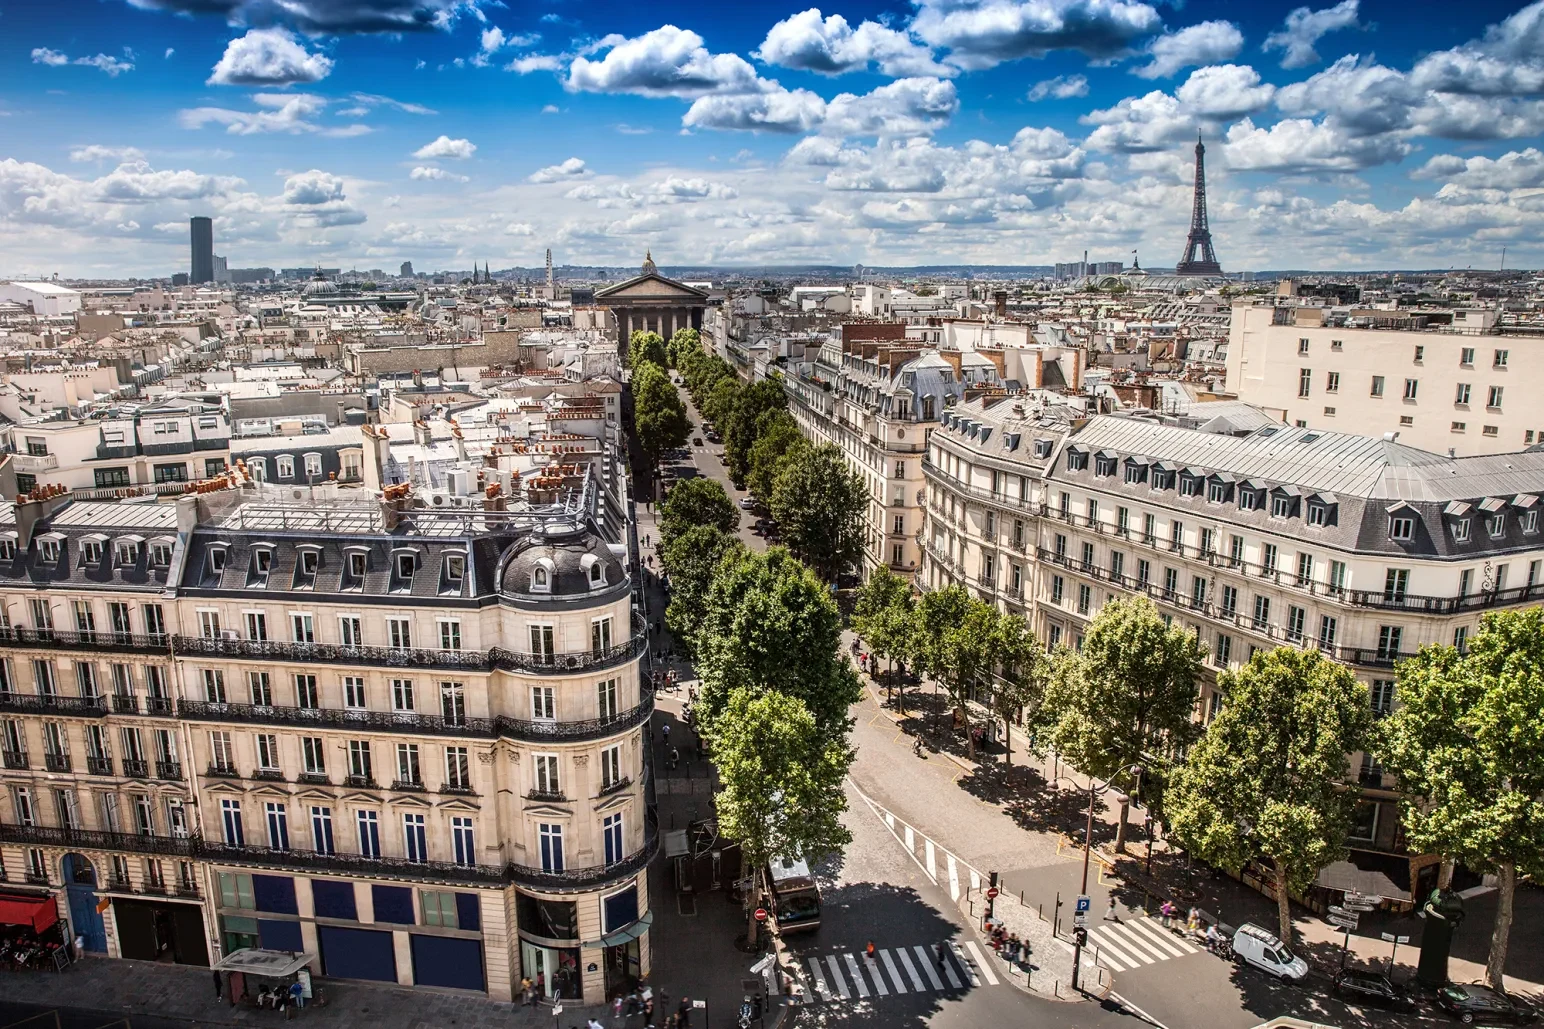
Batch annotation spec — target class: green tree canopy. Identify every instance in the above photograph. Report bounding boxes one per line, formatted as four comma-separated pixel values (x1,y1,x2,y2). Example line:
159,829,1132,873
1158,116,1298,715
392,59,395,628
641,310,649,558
667,327,702,368
632,362,690,465
989,616,1047,767
661,524,742,657
695,547,860,743
770,443,867,583
1040,596,1205,851
724,379,787,486
1381,608,1544,989
1166,648,1374,945
746,410,808,502
701,375,741,429
909,584,1024,758
628,330,667,370
659,476,738,549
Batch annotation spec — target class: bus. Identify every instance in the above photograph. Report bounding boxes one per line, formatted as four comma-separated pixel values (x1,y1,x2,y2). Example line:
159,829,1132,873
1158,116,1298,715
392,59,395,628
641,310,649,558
767,856,821,934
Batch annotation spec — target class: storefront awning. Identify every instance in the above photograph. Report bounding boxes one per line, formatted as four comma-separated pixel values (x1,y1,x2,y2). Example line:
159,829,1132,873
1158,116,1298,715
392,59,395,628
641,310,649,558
583,911,654,949
214,948,316,977
0,894,57,933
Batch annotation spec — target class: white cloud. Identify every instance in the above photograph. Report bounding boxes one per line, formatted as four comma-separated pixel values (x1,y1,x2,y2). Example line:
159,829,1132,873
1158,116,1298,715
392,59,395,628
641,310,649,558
1027,74,1088,100
471,26,537,67
683,88,828,134
1222,116,1411,172
529,157,591,183
164,47,175,59
565,177,741,207
908,0,1164,70
412,135,477,160
179,93,369,136
1082,90,1194,152
755,9,952,78
1274,55,1412,137
34,48,135,75
70,145,146,162
1133,20,1242,79
509,53,566,74
1413,148,1544,189
349,92,436,115
31,48,69,67
506,222,535,235
281,169,345,205
1410,1,1544,96
541,104,561,114
1262,0,1363,69
1175,64,1275,119
94,160,246,202
823,77,959,136
121,0,494,36
208,28,333,86
566,26,767,98
410,166,470,182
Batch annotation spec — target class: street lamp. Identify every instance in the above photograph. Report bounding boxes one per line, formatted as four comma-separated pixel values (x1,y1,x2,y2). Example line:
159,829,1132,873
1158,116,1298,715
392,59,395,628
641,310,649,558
1059,763,1143,993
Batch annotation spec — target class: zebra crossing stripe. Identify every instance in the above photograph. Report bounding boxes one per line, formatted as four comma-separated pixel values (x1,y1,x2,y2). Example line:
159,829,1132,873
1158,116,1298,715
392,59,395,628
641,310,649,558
1138,917,1199,955
1127,918,1190,958
924,839,937,882
913,945,946,990
885,812,895,829
843,954,870,998
963,941,999,986
880,949,907,994
805,957,832,1000
1106,923,1167,962
938,948,963,989
947,853,960,901
896,947,926,991
949,943,978,986
1087,928,1140,970
864,954,889,996
968,869,981,892
826,955,851,999
903,824,915,854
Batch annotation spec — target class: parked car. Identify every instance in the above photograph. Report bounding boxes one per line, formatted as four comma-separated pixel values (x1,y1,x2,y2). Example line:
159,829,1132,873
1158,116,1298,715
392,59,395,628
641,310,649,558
1232,923,1308,982
692,437,704,446
738,496,757,510
1331,969,1416,1012
1438,983,1537,1024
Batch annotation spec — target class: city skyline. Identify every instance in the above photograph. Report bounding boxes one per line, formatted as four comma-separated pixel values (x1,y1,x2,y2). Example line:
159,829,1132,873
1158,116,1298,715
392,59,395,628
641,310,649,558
3,0,1544,276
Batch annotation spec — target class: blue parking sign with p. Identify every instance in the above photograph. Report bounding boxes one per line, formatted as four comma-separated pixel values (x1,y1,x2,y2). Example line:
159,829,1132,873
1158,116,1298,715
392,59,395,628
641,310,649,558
1075,895,1091,913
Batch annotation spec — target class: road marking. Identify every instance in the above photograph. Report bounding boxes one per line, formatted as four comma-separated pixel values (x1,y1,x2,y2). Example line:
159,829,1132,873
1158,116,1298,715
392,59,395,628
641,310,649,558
938,947,963,989
924,839,937,882
1127,918,1191,957
879,949,906,994
895,947,925,992
913,946,946,990
865,953,890,996
1104,923,1166,963
884,812,895,830
946,853,960,901
805,957,832,1001
968,869,981,892
825,955,850,999
843,954,870,998
1085,929,1139,971
964,941,999,985
903,824,915,853
949,942,978,986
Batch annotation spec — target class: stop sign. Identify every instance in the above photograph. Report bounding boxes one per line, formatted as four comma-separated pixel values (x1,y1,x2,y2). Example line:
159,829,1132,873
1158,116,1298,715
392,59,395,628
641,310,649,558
754,908,768,922
986,887,1000,899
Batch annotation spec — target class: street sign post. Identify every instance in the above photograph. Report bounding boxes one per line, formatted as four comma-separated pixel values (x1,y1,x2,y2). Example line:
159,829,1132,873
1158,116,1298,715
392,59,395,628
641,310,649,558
986,887,1000,900
1328,912,1359,930
1380,932,1411,970
754,908,768,923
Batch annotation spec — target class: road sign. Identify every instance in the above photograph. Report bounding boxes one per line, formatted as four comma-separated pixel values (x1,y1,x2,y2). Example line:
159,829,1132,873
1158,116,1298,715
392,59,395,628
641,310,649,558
986,887,1000,900
551,1005,563,1016
693,1000,707,1009
1328,913,1359,930
754,908,768,922
1343,899,1377,912
1074,911,1088,927
1075,895,1091,913
1328,905,1356,919
1380,933,1411,944
750,955,775,975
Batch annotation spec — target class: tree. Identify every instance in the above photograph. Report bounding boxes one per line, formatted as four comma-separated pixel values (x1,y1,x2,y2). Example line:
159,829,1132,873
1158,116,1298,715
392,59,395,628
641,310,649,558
852,566,915,701
631,363,689,466
710,687,853,945
723,379,787,486
701,375,741,429
770,443,867,582
1166,648,1374,946
661,525,742,656
628,330,667,371
1039,596,1205,851
659,476,738,549
667,327,702,368
908,585,1020,759
1381,608,1544,990
694,547,861,742
988,617,1047,767
746,410,807,502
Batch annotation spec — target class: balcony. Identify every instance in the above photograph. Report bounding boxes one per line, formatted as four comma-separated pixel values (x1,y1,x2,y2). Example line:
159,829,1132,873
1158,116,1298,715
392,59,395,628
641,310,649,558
86,755,115,776
206,763,240,779
391,779,426,793
0,627,169,657
178,678,655,745
296,772,330,786
1344,582,1544,615
0,824,198,858
525,789,567,803
145,697,174,716
438,783,475,796
11,452,59,473
0,692,107,718
343,774,376,788
112,694,141,715
155,760,182,781
121,759,149,778
250,769,286,783
2,750,27,771
44,753,71,773
598,776,633,798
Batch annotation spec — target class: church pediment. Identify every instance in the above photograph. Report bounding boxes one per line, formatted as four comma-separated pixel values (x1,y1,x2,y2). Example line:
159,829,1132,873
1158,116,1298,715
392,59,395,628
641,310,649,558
595,273,707,301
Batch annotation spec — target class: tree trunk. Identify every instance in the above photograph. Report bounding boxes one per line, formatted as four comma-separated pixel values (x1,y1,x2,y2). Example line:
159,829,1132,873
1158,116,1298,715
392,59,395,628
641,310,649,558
1003,718,1012,767
1439,856,1455,891
1488,863,1516,991
1272,857,1294,947
1114,798,1130,854
960,706,974,759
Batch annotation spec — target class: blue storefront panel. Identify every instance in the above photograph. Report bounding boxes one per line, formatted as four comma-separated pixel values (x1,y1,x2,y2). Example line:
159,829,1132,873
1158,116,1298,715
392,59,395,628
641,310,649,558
317,925,397,983
410,934,485,992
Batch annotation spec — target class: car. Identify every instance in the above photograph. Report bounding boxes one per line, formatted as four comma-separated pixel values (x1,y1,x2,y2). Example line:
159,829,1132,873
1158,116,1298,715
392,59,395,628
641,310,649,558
692,437,704,446
705,431,721,443
1232,923,1309,983
1438,983,1537,1024
738,497,756,510
1331,969,1416,1012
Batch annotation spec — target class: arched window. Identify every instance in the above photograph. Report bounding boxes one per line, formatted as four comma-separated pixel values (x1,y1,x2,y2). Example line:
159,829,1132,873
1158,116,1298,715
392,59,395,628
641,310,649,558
276,455,296,480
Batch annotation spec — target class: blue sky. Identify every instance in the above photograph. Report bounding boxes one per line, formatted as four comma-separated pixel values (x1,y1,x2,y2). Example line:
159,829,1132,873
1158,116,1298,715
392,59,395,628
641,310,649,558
3,0,1543,276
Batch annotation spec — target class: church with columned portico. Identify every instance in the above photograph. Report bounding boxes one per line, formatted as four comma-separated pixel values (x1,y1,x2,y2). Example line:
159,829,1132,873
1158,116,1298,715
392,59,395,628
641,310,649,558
594,252,709,358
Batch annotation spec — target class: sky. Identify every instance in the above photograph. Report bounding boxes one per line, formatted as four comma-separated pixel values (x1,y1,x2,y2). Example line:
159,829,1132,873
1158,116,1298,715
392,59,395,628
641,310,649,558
3,0,1544,277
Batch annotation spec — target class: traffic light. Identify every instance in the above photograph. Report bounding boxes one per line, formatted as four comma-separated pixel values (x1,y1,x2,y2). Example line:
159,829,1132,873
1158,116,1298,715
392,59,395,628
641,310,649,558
1073,927,1088,947
989,870,999,889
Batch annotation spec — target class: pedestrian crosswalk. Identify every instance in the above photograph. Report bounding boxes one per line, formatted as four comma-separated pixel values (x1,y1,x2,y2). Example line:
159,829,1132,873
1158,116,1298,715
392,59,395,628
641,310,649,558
789,941,999,1005
1084,916,1200,972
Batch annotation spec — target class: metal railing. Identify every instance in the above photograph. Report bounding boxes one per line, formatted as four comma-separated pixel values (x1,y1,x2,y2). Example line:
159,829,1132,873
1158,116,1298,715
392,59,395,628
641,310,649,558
0,692,106,717
0,627,170,656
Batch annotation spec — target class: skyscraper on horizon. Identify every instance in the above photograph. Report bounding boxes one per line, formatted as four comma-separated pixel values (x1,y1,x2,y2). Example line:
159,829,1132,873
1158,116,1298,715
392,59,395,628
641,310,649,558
1175,135,1222,276
189,216,214,284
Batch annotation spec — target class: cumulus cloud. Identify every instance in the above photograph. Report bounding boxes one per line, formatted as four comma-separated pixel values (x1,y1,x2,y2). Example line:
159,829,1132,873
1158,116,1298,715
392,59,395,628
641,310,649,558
31,48,70,66
1262,0,1363,69
472,26,538,67
95,160,247,202
1409,1,1544,96
410,166,470,181
121,0,493,36
566,26,766,98
1222,116,1411,172
565,177,740,207
755,9,952,78
1175,64,1275,119
208,27,333,86
1027,74,1088,100
412,135,476,159
908,0,1164,69
33,48,135,75
505,222,535,235
529,157,591,183
280,169,344,204
1133,20,1242,79
1412,148,1544,189
70,145,146,162
823,77,959,136
277,169,365,226
179,93,369,136
1082,90,1194,152
683,89,828,134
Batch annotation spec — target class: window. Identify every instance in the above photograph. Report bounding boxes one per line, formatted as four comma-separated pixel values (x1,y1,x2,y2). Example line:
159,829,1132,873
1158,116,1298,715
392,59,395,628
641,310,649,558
357,810,380,858
1487,513,1506,538
1370,375,1384,397
265,802,290,851
1298,368,1311,398
276,456,295,480
1370,680,1395,718
445,746,470,790
532,685,555,720
1108,552,1123,581
441,682,466,726
1271,495,1293,519
1116,507,1129,536
291,613,314,643
1483,425,1499,437
438,620,462,651
343,676,366,709
209,730,235,772
1051,575,1064,604
1329,560,1347,593
1143,513,1156,542
533,754,560,796
1388,515,1415,541
303,453,323,479
1461,347,1474,366
1296,552,1313,587
591,616,614,655
1252,595,1271,630
311,806,335,855
1076,584,1091,616
602,813,624,866
1401,415,1414,426
252,549,272,576
1163,567,1178,597
115,542,139,566
1080,541,1094,569
1403,378,1418,401
452,817,475,867
1179,474,1200,497
1525,511,1540,534
1331,339,1343,351
1214,634,1231,668
597,678,619,722
1220,585,1237,617
600,744,623,790
1298,338,1309,355
203,669,227,704
39,540,60,564
1488,385,1504,409
296,674,318,709
391,678,415,712
1170,520,1184,551
387,618,411,650
244,611,268,641
1262,543,1278,575
347,740,373,783
1454,625,1469,649
1136,559,1150,588
1453,421,1467,433
347,552,367,580
1318,615,1338,649
395,552,417,580
444,554,465,585
1238,489,1259,512
153,463,188,484
301,737,326,776
96,469,132,488
1456,383,1471,405
1495,349,1509,368
422,891,459,928
1286,605,1305,643
255,733,280,772
530,624,555,661
1325,372,1340,393
1188,575,1205,609
1414,345,1425,363
221,798,244,846
1384,568,1409,602
339,615,363,647
539,824,564,872
249,671,272,707
1377,625,1403,660
1459,568,1474,596
395,743,421,786
219,872,255,910
1208,481,1228,504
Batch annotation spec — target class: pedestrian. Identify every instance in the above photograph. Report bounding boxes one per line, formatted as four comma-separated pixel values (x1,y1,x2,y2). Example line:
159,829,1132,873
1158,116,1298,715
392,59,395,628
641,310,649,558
74,933,85,959
677,995,692,1028
661,722,671,746
1104,898,1119,922
936,943,948,971
519,977,532,1004
212,969,223,999
865,940,876,960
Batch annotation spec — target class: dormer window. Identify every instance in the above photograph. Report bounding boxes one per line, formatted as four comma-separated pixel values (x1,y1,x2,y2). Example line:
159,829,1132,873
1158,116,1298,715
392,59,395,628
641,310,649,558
1306,504,1327,527
1094,455,1117,477
115,543,139,566
1066,450,1088,471
1271,495,1294,519
0,539,15,561
276,456,295,480
395,553,417,579
590,564,605,586
252,548,273,576
303,453,323,479
82,540,104,565
1388,515,1416,542
1178,475,1200,497
1124,463,1147,485
530,558,555,593
299,550,319,576
445,554,465,583
347,551,367,579
1208,481,1228,504
1453,518,1471,543
40,540,61,564
150,541,172,567
208,547,227,574
1237,489,1260,512
1487,514,1506,539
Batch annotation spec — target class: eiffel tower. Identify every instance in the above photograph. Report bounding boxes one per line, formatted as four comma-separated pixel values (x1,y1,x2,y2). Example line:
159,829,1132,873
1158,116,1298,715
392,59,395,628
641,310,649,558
1175,133,1222,276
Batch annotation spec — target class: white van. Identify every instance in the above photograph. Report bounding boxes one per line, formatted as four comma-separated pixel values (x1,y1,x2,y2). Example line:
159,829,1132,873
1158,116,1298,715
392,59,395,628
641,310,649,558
1232,923,1309,982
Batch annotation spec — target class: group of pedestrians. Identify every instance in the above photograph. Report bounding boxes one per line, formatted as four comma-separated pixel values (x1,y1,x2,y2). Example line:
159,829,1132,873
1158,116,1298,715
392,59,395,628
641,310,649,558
985,921,1031,968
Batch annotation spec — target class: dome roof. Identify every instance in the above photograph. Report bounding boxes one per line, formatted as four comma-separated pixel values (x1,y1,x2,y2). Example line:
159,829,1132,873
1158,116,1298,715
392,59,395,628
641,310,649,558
303,266,337,296
500,525,627,600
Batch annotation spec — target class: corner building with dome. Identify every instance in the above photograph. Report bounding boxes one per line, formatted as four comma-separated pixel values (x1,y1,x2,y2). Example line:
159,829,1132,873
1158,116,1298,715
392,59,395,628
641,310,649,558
0,443,654,1003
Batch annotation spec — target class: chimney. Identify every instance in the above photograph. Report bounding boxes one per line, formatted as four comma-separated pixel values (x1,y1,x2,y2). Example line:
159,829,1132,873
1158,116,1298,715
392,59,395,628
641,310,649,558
414,419,431,447
360,424,388,492
451,424,466,463
993,291,1008,319
14,484,71,551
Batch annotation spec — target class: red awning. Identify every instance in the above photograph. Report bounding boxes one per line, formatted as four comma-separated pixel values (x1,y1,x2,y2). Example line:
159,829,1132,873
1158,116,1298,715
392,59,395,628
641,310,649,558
0,895,58,933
